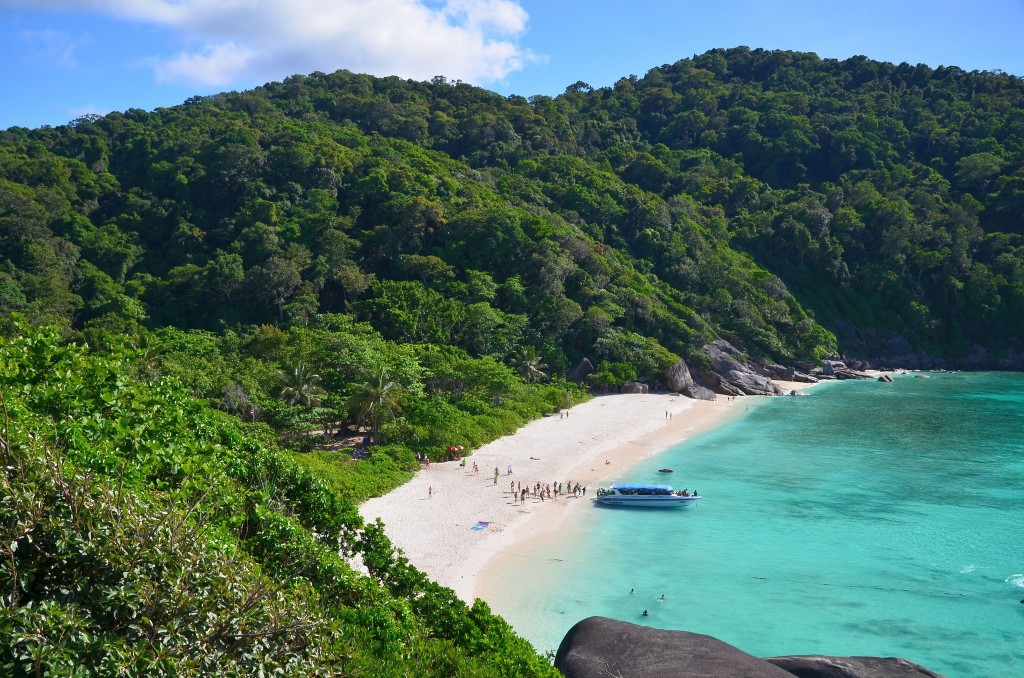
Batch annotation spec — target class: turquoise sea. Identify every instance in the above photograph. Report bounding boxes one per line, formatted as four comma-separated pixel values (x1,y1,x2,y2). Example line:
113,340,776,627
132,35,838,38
482,372,1024,677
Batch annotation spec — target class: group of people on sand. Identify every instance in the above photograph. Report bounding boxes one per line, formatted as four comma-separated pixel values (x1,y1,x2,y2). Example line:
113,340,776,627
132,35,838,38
431,454,593,505
503,480,588,505
431,452,597,508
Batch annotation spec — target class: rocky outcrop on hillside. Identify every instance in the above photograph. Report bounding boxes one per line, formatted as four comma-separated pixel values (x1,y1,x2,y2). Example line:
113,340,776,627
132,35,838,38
698,340,788,396
567,358,595,384
554,617,945,678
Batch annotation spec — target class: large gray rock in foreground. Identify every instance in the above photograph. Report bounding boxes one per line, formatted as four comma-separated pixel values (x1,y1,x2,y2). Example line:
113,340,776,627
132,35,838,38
766,655,944,678
555,617,795,678
554,617,945,678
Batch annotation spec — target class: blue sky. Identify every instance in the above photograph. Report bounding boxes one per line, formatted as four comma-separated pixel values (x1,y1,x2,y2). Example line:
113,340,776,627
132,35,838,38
2,0,1023,130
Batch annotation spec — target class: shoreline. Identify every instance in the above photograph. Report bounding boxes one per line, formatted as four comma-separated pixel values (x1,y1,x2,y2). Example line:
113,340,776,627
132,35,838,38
360,385,814,604
471,397,743,602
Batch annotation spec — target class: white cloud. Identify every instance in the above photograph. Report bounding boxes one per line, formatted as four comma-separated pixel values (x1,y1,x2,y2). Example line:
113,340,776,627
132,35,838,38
151,41,255,86
3,0,532,87
19,28,92,69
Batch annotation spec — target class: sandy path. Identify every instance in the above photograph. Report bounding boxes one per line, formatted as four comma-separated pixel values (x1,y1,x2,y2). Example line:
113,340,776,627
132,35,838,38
359,392,751,602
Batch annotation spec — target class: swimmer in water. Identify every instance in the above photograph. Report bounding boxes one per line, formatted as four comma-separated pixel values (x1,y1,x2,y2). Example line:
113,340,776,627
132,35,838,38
642,610,649,617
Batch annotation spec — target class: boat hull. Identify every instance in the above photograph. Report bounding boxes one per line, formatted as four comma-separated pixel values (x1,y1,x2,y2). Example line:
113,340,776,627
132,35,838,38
596,495,700,508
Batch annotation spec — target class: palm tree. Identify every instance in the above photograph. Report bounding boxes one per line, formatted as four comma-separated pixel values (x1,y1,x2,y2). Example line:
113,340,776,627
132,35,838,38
511,347,548,383
350,367,404,444
279,362,325,409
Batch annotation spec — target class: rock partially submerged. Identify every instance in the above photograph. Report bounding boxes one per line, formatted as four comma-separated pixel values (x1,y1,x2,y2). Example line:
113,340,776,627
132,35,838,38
766,654,944,678
555,617,945,678
578,343,891,403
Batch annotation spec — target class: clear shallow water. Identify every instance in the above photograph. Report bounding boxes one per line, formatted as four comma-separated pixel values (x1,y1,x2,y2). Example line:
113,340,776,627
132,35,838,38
484,373,1024,676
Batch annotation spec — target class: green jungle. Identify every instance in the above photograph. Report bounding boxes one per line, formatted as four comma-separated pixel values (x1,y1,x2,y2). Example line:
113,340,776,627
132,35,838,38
2,47,1023,674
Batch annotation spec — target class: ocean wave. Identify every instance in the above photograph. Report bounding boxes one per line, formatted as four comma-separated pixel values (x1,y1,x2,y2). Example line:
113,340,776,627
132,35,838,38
1005,573,1024,588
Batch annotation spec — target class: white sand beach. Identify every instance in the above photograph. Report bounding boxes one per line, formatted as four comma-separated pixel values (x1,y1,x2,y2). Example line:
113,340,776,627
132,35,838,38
359,390,779,602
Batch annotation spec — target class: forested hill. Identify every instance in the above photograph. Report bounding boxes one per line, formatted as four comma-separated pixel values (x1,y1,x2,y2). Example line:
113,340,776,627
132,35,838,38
3,46,1024,374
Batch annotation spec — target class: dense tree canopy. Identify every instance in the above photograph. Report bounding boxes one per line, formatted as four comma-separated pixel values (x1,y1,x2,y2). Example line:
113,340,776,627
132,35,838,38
4,49,1023,367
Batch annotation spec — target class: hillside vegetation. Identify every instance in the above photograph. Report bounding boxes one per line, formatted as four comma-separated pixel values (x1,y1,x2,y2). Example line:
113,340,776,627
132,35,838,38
0,325,557,675
3,47,1024,371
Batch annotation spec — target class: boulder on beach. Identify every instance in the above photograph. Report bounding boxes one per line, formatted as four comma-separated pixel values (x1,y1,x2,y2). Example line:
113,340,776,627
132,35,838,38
702,340,787,397
725,369,787,396
621,381,649,394
664,359,717,401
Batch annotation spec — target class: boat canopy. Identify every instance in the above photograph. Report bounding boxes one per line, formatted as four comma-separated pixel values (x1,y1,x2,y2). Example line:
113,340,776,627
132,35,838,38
610,483,675,492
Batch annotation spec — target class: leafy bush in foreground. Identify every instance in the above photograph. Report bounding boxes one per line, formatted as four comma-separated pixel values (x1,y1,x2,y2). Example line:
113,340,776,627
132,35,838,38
0,326,557,676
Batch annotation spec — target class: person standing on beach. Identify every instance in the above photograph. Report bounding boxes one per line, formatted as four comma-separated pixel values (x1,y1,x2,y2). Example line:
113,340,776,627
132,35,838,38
428,486,432,498
493,473,498,485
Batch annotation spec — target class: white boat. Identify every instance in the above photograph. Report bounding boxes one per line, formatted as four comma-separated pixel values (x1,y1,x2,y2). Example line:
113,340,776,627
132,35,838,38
595,483,701,508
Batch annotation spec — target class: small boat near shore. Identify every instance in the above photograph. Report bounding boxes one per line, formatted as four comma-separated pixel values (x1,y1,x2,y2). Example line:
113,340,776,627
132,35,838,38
657,468,673,473
595,483,701,508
